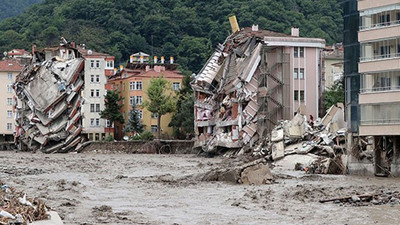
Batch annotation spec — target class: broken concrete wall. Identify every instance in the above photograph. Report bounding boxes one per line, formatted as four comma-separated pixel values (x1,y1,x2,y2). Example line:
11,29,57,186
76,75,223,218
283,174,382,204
14,40,85,153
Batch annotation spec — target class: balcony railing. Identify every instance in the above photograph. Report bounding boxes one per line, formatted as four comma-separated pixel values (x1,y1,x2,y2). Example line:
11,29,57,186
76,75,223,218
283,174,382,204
360,52,400,62
360,119,400,125
360,20,400,31
360,86,400,93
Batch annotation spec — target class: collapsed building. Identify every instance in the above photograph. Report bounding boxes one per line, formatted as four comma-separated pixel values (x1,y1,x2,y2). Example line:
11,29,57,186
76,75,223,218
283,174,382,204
13,40,86,153
192,26,325,153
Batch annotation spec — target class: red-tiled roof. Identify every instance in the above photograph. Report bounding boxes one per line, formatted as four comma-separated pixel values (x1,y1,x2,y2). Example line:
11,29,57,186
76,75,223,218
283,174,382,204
0,59,23,72
8,49,31,56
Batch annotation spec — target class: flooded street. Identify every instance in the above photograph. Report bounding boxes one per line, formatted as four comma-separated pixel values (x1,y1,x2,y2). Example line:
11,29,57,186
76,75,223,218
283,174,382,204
0,152,398,225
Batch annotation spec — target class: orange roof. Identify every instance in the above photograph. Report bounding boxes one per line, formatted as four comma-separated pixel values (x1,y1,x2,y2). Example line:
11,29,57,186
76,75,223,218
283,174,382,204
0,59,23,72
8,49,31,56
109,66,184,82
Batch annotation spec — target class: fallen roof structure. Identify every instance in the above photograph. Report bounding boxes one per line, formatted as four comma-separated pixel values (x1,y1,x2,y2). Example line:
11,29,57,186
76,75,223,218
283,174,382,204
13,39,85,153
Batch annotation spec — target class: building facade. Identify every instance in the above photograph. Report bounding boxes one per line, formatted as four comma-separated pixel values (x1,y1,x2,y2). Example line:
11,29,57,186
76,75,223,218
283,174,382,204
0,59,23,142
346,0,400,176
108,54,183,139
78,47,115,141
191,27,325,152
323,44,344,89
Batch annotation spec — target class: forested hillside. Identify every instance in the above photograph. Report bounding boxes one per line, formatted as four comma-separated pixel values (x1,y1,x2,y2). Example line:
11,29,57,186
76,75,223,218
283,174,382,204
0,0,342,73
0,0,43,21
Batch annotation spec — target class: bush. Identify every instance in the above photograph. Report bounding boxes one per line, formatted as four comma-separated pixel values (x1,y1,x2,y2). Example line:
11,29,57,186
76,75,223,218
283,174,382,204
104,135,114,142
140,131,154,141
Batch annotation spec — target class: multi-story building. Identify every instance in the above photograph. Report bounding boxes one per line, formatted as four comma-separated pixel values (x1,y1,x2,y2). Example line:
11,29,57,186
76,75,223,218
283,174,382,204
108,53,183,139
77,46,115,141
191,27,325,152
346,0,400,176
0,59,23,142
323,44,344,89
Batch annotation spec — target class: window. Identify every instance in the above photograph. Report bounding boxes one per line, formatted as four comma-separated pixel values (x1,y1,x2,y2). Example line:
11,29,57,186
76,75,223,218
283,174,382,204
151,113,158,118
300,47,304,57
106,120,112,127
96,60,100,68
136,82,142,90
7,110,12,118
95,133,100,141
173,82,180,91
106,61,114,68
90,104,95,112
137,110,143,119
7,85,12,93
151,125,158,133
135,96,142,105
299,68,305,79
130,82,135,90
294,47,298,58
129,96,134,105
90,60,94,68
90,118,94,126
96,75,100,83
294,90,305,101
293,68,298,79
90,75,94,83
7,73,12,80
96,89,100,97
96,104,100,112
91,89,95,97
380,46,390,58
7,98,12,105
6,123,12,131
95,118,100,126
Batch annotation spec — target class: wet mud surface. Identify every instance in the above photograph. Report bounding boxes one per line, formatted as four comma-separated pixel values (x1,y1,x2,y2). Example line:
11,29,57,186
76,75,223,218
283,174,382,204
0,152,399,225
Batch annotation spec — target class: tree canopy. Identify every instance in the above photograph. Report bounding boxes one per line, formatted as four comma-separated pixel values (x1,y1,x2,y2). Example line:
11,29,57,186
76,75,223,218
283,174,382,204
0,0,43,21
0,0,343,74
100,90,124,126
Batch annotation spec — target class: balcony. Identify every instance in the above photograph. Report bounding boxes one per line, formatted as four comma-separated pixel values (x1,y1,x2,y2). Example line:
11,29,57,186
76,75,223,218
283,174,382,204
360,102,400,127
360,71,400,93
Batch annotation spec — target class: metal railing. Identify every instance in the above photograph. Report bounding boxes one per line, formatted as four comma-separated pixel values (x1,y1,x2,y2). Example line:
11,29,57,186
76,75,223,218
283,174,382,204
360,119,400,125
360,86,400,93
360,20,400,31
360,52,400,62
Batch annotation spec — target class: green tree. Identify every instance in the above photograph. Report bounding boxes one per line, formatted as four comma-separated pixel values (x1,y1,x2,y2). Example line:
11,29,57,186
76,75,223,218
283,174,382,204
100,90,124,136
324,77,345,111
124,103,143,135
143,77,177,139
169,92,194,139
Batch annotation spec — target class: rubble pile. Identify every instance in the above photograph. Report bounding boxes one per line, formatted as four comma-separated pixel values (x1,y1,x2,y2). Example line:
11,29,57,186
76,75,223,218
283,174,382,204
320,191,400,206
13,41,85,153
0,182,48,224
254,104,347,174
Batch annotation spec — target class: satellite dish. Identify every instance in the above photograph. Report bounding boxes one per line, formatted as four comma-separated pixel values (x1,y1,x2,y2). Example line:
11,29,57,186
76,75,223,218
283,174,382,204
3,52,7,57
88,50,93,55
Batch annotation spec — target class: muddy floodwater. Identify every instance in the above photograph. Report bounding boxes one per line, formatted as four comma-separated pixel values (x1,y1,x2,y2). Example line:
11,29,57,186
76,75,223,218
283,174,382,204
0,152,399,225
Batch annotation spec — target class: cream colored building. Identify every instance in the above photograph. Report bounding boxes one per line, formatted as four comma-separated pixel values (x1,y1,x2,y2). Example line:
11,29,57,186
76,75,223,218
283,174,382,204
0,59,23,142
323,46,344,89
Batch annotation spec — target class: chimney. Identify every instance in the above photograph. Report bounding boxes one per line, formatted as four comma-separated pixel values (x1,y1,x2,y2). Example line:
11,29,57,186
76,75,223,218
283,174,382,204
291,27,299,37
154,56,158,64
252,24,259,32
140,56,144,63
170,56,174,64
120,64,124,71
161,56,165,64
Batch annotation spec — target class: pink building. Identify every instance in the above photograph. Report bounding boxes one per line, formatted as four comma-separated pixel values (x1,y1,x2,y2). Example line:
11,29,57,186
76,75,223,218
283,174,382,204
192,27,325,152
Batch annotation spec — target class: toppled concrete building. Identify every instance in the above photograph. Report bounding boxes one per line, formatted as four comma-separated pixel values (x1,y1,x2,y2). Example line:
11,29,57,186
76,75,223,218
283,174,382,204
192,27,325,153
13,40,85,153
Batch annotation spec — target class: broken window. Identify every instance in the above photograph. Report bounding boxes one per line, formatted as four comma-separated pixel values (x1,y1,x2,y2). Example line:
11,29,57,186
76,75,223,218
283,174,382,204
173,82,180,91
7,110,12,118
7,98,12,105
151,125,158,133
7,73,12,80
96,104,100,112
89,133,94,140
95,133,100,141
90,104,95,112
6,123,12,131
136,82,142,90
